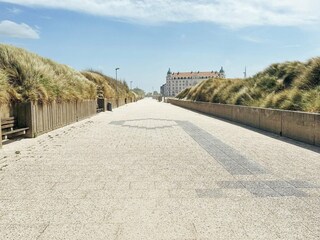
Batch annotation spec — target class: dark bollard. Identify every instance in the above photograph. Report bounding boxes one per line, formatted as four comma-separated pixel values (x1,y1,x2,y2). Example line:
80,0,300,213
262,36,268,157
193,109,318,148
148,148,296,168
107,102,112,111
97,98,106,112
0,117,2,149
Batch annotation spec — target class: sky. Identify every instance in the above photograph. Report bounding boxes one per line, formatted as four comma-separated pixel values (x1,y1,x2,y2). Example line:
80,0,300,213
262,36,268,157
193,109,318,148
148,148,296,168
1,0,320,92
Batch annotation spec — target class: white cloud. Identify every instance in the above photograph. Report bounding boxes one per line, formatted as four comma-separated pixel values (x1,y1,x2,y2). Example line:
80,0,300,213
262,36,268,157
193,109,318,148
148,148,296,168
1,0,320,28
7,7,22,14
0,20,39,39
240,36,265,43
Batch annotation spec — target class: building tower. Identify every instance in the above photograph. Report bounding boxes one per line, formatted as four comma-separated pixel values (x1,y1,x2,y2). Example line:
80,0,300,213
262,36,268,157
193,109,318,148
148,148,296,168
165,68,172,96
219,67,225,78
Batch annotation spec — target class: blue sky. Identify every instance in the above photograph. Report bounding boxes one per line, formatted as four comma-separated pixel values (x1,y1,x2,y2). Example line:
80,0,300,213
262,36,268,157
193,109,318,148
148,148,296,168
1,0,320,92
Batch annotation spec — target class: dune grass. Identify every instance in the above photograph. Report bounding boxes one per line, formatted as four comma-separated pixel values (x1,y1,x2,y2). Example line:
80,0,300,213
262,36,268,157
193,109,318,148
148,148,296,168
0,44,96,104
0,69,12,104
177,58,320,113
81,70,136,100
132,88,145,99
0,44,139,104
81,71,116,99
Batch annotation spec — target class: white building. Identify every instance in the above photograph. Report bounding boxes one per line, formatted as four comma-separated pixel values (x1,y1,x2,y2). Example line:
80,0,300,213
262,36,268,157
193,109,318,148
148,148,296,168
165,67,225,96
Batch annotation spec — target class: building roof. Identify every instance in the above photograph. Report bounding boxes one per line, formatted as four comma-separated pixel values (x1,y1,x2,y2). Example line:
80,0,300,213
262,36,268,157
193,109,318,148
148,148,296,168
170,71,220,79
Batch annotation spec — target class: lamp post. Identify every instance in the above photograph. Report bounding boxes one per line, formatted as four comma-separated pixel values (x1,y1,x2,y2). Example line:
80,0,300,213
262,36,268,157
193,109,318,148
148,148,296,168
115,67,119,81
115,68,120,107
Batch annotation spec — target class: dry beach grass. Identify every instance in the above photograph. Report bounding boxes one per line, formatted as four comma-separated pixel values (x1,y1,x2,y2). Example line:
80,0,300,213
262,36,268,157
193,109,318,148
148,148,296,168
0,44,136,104
177,59,320,113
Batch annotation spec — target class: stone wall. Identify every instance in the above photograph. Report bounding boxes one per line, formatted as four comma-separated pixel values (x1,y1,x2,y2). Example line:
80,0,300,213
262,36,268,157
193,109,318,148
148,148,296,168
168,98,320,147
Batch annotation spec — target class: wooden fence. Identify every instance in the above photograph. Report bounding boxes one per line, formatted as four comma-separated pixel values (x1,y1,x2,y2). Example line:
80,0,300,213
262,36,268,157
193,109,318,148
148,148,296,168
14,100,96,138
1,96,139,148
0,104,12,119
98,97,136,111
1,104,13,148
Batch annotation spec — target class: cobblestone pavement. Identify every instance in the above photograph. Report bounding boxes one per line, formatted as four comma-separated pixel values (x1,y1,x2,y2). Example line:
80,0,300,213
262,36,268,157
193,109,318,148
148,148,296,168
0,98,320,239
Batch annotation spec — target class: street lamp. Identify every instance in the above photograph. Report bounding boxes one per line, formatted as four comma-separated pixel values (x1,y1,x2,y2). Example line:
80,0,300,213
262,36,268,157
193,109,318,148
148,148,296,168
115,67,120,81
115,68,120,107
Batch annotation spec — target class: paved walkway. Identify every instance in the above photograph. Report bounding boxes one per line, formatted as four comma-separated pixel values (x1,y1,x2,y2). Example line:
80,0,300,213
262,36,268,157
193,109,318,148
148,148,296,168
0,98,320,239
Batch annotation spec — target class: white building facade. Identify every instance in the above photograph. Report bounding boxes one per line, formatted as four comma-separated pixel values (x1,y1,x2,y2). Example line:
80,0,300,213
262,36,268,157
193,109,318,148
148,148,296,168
165,67,225,96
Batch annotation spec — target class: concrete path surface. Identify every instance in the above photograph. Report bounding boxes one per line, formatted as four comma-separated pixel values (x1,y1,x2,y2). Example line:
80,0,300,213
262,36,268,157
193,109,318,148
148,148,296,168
0,98,320,239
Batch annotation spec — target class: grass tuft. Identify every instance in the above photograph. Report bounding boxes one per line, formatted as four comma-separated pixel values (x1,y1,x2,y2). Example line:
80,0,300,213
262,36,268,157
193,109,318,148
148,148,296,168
177,59,320,113
0,44,96,103
81,70,136,100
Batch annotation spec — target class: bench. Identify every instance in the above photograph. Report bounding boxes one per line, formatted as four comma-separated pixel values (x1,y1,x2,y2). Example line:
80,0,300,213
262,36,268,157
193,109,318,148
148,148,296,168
1,117,29,140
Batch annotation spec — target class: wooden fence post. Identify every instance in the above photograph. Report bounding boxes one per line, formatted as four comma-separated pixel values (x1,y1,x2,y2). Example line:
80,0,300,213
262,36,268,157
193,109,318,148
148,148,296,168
14,102,35,138
0,117,2,149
